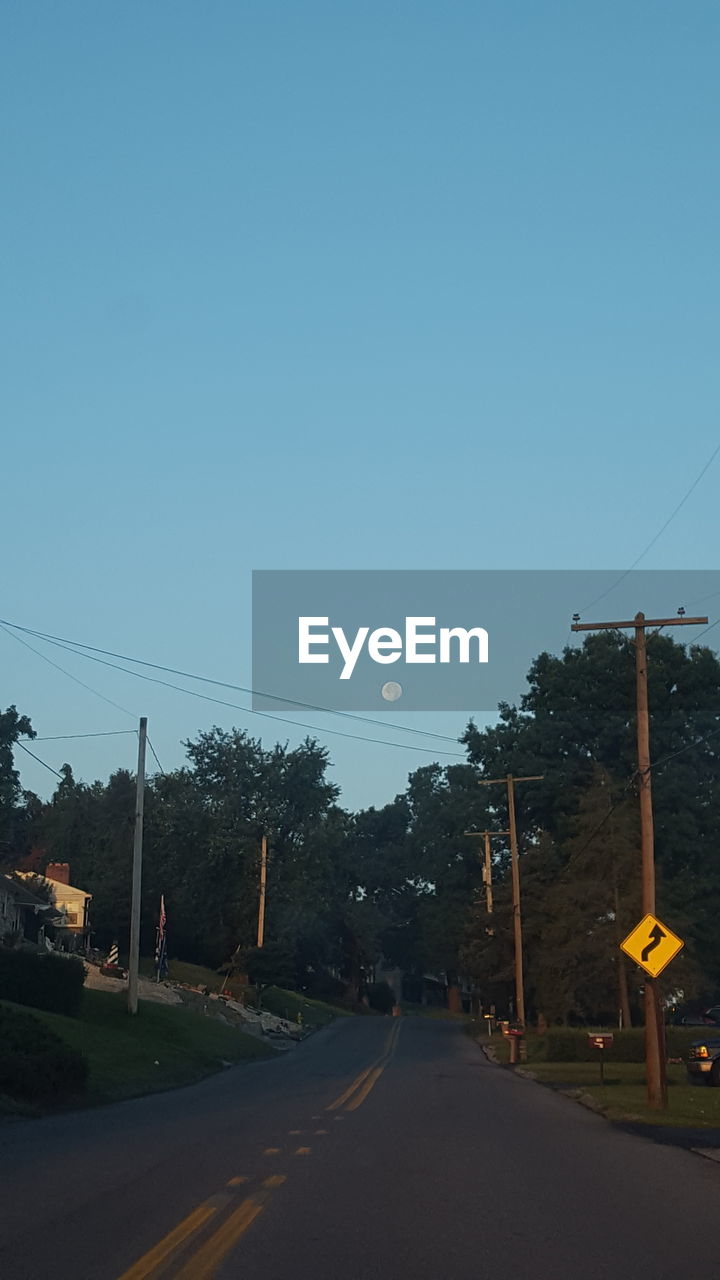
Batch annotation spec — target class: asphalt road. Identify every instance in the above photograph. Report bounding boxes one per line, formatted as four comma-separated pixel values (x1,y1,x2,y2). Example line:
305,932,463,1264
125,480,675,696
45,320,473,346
3,1016,720,1280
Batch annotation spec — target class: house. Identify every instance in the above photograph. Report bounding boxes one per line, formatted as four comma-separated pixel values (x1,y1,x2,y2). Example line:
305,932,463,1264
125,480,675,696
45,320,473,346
18,863,92,954
0,874,58,947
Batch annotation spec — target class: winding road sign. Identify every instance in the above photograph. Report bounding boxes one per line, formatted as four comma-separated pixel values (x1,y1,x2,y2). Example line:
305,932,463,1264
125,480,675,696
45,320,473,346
620,913,684,978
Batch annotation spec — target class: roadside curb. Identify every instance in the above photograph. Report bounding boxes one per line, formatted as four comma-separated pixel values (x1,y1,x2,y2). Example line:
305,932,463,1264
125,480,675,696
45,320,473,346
476,1037,499,1063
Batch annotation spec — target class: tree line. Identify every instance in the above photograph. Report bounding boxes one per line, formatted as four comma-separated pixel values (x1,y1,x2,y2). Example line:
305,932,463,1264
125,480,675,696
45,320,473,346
2,628,719,1022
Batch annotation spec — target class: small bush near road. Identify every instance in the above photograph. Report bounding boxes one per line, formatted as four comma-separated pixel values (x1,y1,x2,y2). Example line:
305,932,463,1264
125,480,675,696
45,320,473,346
0,1004,88,1103
0,949,86,1016
366,981,396,1015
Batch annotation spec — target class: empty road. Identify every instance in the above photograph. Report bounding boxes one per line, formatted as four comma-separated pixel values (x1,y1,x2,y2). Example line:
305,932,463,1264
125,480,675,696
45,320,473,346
2,1015,720,1279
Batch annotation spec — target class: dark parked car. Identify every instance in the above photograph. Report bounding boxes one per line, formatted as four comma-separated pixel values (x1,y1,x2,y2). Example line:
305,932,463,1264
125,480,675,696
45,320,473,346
672,1005,720,1027
686,1037,720,1086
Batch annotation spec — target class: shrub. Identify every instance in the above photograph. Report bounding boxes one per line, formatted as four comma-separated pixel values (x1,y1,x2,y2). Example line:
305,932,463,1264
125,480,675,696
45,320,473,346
306,972,347,1003
527,1027,703,1064
0,1004,88,1102
0,950,87,1017
366,981,395,1015
240,944,296,992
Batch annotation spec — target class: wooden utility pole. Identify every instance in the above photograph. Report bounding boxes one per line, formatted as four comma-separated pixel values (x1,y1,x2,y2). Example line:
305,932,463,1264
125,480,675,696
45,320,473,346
464,829,510,931
128,717,147,1016
571,610,707,1109
478,776,544,1028
257,834,268,948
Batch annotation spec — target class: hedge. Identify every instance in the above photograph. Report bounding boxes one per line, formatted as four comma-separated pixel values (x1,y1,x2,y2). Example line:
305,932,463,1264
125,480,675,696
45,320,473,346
0,949,87,1016
0,1004,88,1102
528,1026,711,1063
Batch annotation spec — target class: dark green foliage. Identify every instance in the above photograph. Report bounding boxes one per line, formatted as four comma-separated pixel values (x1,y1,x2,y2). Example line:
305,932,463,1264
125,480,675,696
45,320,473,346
0,706,38,867
241,943,296,991
462,631,720,1021
0,1004,88,1101
366,981,395,1014
306,972,346,1003
0,950,86,1017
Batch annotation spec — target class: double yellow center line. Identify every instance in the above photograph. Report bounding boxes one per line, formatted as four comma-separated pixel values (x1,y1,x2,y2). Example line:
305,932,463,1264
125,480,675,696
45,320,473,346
117,1019,402,1280
326,1016,402,1113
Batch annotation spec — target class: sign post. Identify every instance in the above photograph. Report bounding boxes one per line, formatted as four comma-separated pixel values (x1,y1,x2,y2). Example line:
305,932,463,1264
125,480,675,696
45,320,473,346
588,1032,614,1087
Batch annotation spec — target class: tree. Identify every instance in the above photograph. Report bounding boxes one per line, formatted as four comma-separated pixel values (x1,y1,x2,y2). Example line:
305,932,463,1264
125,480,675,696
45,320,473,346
0,706,35,867
462,631,720,1018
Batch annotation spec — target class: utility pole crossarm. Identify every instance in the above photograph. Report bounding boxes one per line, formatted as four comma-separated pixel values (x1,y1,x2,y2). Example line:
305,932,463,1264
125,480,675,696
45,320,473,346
571,617,707,632
479,775,545,784
463,830,511,835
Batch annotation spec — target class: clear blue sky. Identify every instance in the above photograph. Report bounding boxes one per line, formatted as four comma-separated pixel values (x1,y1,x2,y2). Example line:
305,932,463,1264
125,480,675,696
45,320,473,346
3,1,719,811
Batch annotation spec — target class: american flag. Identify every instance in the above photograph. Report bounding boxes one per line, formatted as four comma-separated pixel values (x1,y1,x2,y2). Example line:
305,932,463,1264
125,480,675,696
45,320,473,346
155,894,168,981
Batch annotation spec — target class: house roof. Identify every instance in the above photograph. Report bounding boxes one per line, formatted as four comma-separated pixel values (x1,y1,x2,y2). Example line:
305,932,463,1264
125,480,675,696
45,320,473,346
16,871,92,901
1,874,55,912
44,877,92,900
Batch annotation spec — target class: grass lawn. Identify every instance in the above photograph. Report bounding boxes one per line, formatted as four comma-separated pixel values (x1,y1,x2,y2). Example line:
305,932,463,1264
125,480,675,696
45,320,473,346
1,988,273,1110
481,1030,720,1128
138,960,355,1026
523,1061,720,1128
138,957,250,999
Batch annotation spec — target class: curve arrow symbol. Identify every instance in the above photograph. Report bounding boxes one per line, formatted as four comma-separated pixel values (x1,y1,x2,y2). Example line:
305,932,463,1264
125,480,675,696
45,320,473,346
641,924,665,963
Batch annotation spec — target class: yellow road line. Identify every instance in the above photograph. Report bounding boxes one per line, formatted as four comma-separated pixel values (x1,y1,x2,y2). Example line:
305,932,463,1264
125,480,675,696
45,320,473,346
173,1195,267,1280
343,1020,402,1113
344,1063,386,1111
325,1022,398,1111
226,1176,248,1187
295,1146,311,1156
116,1202,218,1280
263,1147,280,1155
262,1175,286,1188
325,1062,376,1111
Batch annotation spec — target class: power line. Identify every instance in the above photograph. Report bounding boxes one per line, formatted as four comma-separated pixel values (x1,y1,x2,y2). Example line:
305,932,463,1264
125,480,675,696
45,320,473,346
649,723,720,773
689,618,719,644
579,438,720,614
11,628,466,758
15,740,63,779
686,588,720,608
556,774,639,883
0,616,460,745
0,623,137,720
147,737,165,775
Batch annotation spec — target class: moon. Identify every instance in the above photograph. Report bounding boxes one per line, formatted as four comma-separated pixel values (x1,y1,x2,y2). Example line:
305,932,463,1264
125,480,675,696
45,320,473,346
381,681,403,702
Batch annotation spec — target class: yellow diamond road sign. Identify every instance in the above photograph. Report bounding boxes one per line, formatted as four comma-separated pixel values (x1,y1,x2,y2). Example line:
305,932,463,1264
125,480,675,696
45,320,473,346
620,913,684,978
